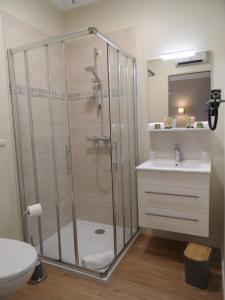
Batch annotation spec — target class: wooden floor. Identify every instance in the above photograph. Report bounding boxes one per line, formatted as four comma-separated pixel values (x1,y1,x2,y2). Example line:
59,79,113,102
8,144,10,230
8,235,223,300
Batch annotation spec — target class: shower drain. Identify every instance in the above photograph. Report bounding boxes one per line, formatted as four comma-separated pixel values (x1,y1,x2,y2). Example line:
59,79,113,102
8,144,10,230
95,229,105,235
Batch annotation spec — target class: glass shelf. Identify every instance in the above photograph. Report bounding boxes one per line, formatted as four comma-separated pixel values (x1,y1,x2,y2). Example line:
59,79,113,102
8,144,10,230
148,127,210,132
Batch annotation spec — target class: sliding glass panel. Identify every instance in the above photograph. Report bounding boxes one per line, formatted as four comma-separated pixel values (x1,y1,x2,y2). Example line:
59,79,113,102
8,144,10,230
66,35,114,271
12,51,41,248
25,47,60,260
47,43,77,265
127,59,138,234
107,45,125,254
118,53,132,244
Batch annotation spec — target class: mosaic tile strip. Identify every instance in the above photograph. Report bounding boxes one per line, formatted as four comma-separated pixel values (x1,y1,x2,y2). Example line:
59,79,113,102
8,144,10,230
68,90,109,102
15,85,26,96
15,85,126,102
15,85,65,101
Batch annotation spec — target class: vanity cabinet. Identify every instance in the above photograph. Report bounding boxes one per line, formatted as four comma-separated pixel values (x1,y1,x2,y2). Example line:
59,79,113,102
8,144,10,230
137,170,210,237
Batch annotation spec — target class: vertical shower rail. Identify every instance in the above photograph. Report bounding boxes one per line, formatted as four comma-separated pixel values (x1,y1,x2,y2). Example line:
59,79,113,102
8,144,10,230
106,43,138,259
8,51,29,243
62,41,80,265
116,49,126,247
106,43,118,258
8,26,139,279
125,56,133,238
24,50,44,255
132,59,139,228
45,44,63,262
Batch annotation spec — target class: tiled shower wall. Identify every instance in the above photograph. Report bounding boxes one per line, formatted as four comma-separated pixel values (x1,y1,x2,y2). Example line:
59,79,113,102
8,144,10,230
4,9,136,245
66,28,136,225
67,35,112,225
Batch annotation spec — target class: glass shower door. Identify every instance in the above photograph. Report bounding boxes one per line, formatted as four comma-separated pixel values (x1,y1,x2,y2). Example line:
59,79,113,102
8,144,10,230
11,44,79,265
118,53,133,244
9,27,138,278
127,59,138,234
64,35,114,272
107,44,138,256
107,45,124,255
47,42,79,265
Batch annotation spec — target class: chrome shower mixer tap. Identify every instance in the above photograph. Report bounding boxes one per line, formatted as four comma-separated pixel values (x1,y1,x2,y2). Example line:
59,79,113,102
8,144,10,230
174,144,181,165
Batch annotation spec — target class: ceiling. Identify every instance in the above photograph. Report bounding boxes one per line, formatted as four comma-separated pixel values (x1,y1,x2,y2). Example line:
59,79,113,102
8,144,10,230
49,0,101,11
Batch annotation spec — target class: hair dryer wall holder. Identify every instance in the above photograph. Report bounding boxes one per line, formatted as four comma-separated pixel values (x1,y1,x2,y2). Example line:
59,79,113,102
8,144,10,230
207,89,224,130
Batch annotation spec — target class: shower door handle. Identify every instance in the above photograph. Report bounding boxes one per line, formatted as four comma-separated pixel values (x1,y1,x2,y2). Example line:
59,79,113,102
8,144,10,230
65,144,72,175
112,142,118,170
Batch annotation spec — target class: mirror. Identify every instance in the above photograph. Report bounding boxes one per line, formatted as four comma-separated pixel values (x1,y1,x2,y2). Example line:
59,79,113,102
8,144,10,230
148,51,212,127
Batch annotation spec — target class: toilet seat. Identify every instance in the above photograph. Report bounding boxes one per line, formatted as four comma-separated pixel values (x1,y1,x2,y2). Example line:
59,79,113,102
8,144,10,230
0,238,37,282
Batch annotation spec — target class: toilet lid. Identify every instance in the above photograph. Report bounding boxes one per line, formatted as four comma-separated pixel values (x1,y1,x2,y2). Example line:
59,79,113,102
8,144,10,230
0,238,37,281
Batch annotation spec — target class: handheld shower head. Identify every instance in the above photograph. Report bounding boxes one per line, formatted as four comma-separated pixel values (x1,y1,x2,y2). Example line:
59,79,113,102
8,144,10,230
85,65,100,81
85,65,95,73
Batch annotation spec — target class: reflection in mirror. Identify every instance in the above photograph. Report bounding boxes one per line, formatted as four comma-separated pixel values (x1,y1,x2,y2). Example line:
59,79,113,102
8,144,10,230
148,51,212,128
169,71,211,127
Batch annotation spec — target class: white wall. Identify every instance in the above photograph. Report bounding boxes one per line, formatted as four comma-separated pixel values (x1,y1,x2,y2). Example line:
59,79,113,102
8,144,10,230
65,0,225,247
0,0,64,239
0,0,64,35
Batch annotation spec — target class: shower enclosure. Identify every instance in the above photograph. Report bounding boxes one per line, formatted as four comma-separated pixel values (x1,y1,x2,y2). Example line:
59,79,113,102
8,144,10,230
8,27,138,279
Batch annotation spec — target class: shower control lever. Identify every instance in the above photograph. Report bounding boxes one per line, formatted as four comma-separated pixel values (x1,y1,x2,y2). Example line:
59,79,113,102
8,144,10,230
85,136,110,145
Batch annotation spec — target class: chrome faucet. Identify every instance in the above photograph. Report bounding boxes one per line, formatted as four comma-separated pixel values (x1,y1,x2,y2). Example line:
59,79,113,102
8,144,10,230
174,144,181,165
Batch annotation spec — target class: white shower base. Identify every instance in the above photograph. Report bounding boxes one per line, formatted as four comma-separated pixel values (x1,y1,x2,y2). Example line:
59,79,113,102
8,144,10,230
39,219,126,269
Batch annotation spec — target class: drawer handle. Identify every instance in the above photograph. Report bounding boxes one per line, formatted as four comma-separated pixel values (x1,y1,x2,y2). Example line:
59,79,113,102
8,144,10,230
145,212,199,222
144,191,199,199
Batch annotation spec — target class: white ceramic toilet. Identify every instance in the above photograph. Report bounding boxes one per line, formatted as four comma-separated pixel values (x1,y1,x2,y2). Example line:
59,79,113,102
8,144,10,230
0,238,37,299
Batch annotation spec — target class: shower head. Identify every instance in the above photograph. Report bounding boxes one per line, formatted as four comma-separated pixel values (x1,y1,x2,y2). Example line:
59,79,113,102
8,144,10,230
85,65,95,73
85,65,100,81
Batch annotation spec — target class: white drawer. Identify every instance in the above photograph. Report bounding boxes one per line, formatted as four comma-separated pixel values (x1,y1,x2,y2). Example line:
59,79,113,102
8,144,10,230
137,170,210,189
138,185,209,213
139,206,209,237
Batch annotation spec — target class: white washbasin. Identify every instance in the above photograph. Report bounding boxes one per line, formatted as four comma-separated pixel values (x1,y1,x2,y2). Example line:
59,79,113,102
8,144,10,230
136,159,211,173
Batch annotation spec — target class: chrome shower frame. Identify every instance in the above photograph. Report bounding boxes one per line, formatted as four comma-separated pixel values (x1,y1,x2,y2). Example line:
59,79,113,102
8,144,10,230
8,26,139,281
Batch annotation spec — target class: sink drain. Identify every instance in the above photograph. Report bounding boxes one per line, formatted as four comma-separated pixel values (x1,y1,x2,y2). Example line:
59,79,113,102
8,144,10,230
95,229,105,235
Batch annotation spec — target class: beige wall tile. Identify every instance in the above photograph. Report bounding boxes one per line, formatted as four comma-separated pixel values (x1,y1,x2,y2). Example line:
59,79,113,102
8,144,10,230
22,159,35,193
17,96,30,128
31,98,50,127
52,101,68,126
74,173,112,203
27,55,48,89
54,126,69,154
41,210,59,242
69,100,110,127
36,156,54,186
